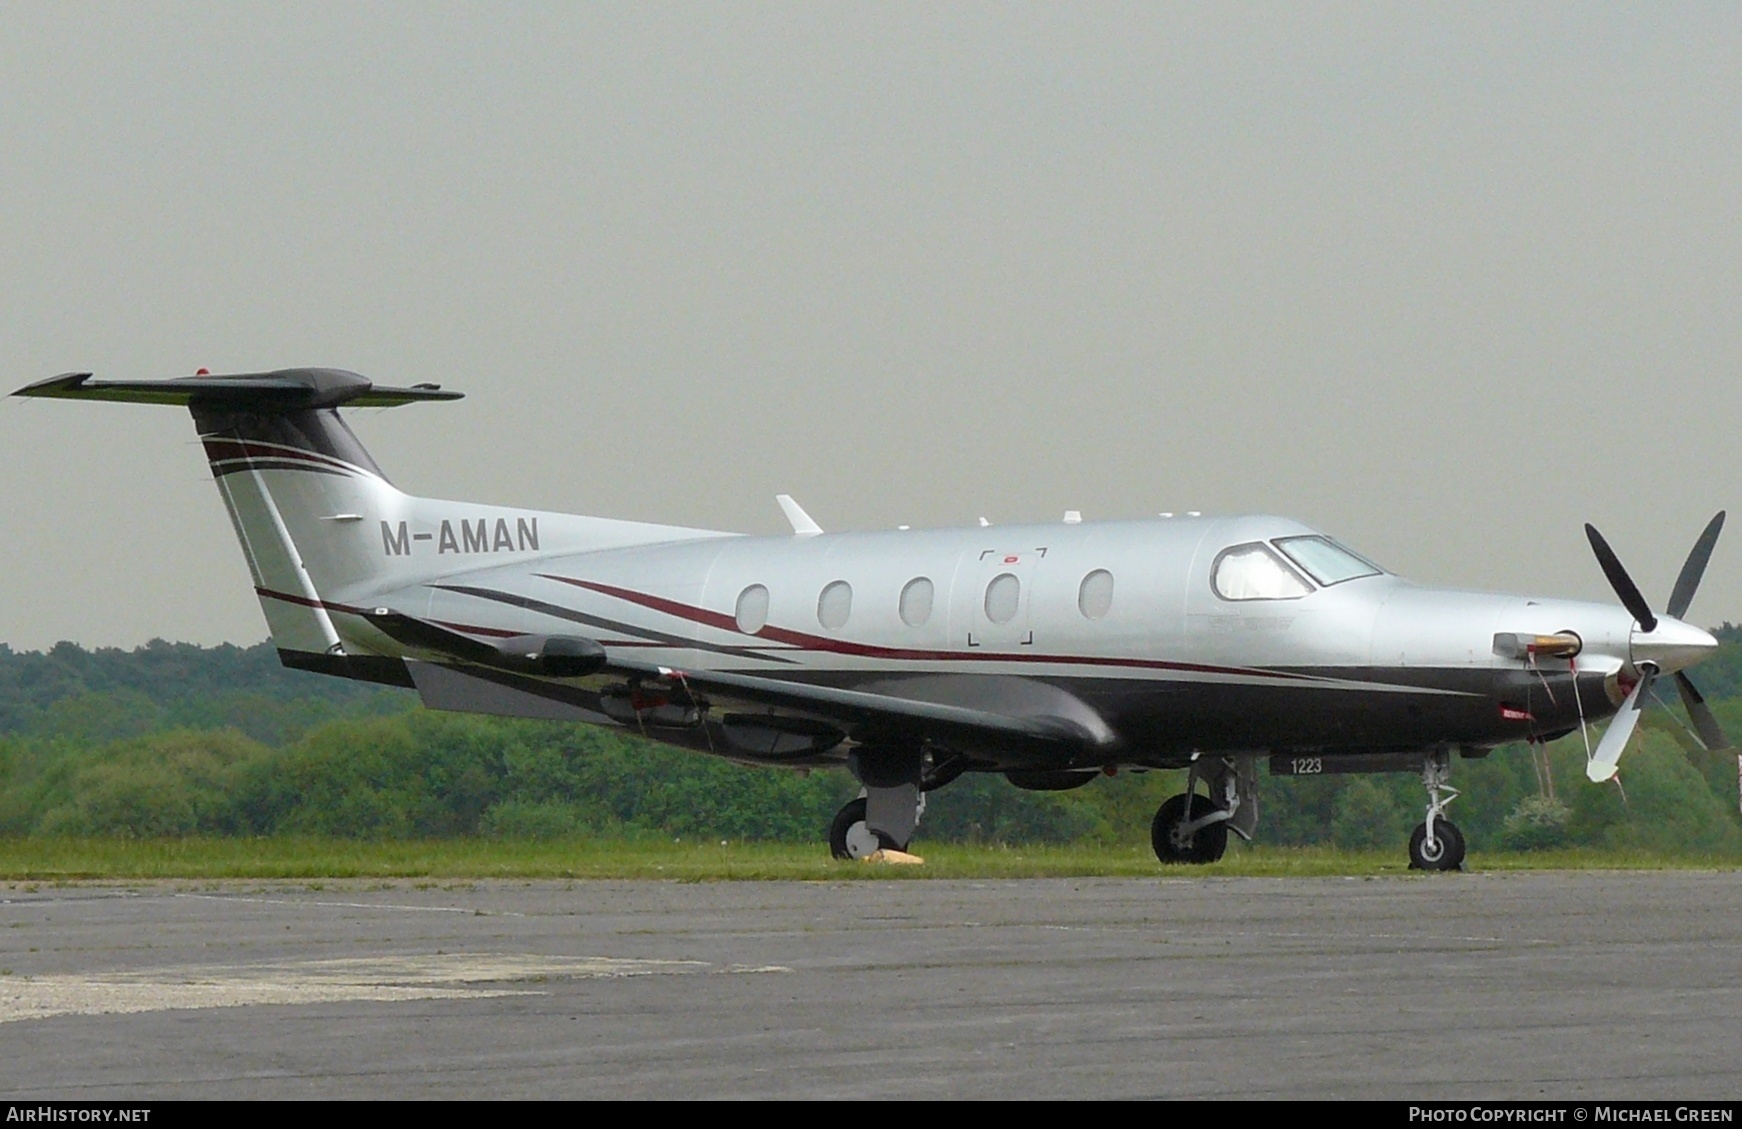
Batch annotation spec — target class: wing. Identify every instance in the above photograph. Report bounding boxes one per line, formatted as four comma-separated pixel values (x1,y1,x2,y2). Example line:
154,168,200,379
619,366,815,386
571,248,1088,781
361,611,1108,770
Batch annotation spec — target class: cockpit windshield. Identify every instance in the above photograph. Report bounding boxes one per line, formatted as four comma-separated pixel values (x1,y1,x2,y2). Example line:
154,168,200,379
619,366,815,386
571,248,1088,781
1273,536,1384,587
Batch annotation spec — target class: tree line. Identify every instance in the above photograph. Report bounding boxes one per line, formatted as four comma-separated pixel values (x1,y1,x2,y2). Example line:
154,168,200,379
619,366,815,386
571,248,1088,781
0,639,1738,853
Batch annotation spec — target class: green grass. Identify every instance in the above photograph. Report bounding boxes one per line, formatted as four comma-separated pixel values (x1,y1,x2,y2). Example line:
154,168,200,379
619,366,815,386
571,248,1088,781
0,836,1737,881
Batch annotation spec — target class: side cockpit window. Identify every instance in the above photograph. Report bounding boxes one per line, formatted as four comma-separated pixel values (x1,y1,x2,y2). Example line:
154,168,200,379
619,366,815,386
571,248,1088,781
1213,543,1312,601
1273,536,1383,587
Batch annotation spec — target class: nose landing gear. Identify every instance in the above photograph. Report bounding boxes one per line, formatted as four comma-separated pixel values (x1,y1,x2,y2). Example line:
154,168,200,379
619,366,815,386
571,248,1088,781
1408,752,1465,871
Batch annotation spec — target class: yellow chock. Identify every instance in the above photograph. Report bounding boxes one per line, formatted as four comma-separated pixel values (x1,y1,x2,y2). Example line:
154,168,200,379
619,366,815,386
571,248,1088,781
863,848,925,865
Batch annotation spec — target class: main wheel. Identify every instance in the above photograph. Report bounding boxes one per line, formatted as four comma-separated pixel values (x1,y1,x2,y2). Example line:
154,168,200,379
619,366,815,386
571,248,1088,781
828,798,889,860
1151,792,1229,864
1408,819,1466,871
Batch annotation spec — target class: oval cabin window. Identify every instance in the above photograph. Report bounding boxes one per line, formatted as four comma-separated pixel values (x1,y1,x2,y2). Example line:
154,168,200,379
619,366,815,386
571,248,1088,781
899,577,934,626
818,580,853,630
1078,569,1114,619
735,584,770,634
984,573,1020,625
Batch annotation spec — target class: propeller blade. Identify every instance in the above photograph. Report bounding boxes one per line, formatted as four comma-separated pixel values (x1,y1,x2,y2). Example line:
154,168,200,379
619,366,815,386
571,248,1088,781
1674,671,1731,752
1586,524,1658,633
1588,666,1657,782
1666,511,1726,620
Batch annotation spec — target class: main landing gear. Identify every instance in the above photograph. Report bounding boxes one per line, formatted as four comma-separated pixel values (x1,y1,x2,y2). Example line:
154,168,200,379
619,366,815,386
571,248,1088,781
829,797,881,860
1408,752,1465,871
1151,793,1227,864
1150,755,1258,865
829,746,932,860
828,790,927,859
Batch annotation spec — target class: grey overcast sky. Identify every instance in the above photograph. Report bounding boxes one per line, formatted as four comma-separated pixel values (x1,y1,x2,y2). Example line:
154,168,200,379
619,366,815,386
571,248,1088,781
3,3,1741,649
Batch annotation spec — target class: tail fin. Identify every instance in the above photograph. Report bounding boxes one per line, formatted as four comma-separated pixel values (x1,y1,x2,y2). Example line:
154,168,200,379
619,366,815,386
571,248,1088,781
16,368,460,685
16,367,726,685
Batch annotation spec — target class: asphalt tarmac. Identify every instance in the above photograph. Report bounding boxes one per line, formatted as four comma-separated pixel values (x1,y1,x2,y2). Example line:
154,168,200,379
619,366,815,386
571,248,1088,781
0,872,1736,1099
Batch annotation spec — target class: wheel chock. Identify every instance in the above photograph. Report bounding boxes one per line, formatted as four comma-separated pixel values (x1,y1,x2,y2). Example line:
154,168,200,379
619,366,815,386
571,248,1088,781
863,848,925,865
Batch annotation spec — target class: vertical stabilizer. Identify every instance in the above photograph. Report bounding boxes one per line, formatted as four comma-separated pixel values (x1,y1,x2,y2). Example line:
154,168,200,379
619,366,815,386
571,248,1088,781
14,368,460,683
12,367,730,685
195,402,402,658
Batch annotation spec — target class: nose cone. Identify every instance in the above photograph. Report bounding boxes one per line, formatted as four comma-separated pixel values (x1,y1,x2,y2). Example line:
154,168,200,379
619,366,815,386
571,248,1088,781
1631,617,1719,674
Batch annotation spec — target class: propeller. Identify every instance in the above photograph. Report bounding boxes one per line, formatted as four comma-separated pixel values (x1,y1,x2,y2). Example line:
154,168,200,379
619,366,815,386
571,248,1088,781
1586,668,1655,783
1667,511,1726,620
1585,524,1658,633
1583,513,1729,783
1673,669,1730,753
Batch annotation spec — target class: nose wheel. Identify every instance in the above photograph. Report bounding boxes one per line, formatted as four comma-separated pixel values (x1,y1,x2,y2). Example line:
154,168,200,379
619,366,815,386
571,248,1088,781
1408,818,1465,870
1409,752,1465,871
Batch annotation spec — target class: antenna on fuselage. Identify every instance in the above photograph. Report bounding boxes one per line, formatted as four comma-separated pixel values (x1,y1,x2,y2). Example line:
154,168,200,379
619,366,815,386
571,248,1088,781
776,495,823,536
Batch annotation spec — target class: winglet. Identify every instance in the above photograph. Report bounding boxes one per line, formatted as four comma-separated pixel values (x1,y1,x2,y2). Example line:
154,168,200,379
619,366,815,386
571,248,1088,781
776,495,823,536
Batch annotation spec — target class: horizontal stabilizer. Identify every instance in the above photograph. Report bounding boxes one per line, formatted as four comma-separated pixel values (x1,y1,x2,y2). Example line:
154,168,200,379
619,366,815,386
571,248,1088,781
12,369,462,410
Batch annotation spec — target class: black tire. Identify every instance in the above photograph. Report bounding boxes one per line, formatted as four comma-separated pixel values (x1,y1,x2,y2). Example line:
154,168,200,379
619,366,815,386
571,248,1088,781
1408,819,1466,871
829,798,868,860
1150,792,1229,865
829,797,910,860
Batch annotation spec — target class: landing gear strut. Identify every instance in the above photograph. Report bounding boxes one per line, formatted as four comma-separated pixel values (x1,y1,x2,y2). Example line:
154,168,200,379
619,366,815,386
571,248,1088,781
1408,752,1465,871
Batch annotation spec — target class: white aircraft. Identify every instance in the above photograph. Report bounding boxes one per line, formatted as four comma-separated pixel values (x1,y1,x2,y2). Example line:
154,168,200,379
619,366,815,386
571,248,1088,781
14,368,1730,868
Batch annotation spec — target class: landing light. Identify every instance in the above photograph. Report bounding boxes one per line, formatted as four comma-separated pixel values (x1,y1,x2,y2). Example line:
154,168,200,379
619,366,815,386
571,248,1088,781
1492,632,1582,660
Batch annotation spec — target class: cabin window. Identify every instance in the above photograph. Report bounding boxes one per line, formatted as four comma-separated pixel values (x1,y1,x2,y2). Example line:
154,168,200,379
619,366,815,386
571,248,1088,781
818,580,853,630
984,573,1021,624
735,584,770,634
1273,535,1383,586
1212,543,1312,601
1078,569,1114,619
899,577,934,626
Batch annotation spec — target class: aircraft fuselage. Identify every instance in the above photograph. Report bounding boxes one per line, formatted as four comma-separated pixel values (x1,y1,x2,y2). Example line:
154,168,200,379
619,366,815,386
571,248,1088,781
362,512,1640,769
